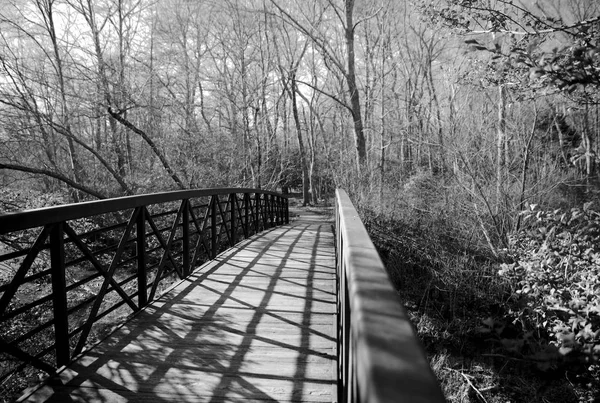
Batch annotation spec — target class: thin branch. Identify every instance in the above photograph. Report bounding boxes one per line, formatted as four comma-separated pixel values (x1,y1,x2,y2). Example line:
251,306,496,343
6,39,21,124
0,163,106,199
459,370,489,403
460,2,531,32
48,122,134,195
294,78,352,113
324,0,345,28
464,12,600,36
269,0,347,75
495,0,555,31
108,107,187,189
353,6,383,31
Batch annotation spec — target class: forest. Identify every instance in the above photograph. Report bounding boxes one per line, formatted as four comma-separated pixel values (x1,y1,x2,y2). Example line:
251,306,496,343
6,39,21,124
0,0,599,402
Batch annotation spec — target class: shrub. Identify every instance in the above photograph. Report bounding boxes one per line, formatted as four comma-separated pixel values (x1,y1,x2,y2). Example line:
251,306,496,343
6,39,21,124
498,204,600,371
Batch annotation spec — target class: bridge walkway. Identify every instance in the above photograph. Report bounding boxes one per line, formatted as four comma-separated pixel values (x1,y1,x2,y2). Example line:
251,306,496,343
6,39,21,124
20,209,337,403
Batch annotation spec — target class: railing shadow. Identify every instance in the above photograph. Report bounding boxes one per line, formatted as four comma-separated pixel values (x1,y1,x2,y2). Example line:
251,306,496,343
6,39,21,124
20,215,336,402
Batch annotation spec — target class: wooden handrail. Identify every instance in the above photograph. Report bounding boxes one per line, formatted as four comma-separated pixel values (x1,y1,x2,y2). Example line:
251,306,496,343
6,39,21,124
335,189,445,402
0,188,288,383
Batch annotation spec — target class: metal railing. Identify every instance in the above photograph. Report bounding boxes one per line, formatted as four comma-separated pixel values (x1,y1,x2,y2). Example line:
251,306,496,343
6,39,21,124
0,188,288,381
335,189,445,402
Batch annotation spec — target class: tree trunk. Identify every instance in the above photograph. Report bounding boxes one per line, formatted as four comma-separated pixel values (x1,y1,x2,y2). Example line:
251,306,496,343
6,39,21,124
344,0,367,172
41,0,86,201
427,58,445,173
289,76,310,206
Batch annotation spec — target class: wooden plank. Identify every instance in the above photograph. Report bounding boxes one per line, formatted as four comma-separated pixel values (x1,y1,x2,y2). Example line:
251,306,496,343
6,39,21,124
19,210,337,403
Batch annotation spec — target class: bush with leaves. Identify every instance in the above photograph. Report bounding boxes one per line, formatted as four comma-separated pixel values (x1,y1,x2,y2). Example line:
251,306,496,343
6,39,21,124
497,204,600,372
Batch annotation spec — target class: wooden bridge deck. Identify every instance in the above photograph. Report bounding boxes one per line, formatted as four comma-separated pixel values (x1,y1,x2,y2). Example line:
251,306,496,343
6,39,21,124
20,210,337,403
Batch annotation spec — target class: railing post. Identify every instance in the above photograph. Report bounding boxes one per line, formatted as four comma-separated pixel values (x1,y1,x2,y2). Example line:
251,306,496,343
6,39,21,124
254,192,261,233
280,196,284,225
230,193,237,247
265,194,270,227
264,194,270,228
182,199,190,277
278,196,283,225
243,193,250,237
269,195,274,227
284,197,289,224
50,222,70,368
211,195,218,258
137,207,148,308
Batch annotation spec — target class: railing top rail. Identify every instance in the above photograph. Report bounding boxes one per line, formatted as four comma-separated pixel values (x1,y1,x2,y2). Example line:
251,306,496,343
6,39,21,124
335,189,444,403
0,187,285,234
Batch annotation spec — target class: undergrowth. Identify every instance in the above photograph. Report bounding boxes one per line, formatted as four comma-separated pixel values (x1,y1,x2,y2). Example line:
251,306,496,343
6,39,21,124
360,202,600,403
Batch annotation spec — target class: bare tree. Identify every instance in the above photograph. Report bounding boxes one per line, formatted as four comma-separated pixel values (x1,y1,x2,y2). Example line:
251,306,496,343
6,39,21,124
269,0,368,173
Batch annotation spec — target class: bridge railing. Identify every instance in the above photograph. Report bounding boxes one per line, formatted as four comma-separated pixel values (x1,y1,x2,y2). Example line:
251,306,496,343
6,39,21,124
0,188,288,382
335,189,445,402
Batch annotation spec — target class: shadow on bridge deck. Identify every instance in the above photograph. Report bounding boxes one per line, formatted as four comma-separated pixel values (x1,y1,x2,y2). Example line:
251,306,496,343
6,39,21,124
19,210,337,403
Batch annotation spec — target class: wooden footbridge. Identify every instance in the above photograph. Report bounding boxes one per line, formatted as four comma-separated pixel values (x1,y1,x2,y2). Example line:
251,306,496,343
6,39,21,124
0,188,444,402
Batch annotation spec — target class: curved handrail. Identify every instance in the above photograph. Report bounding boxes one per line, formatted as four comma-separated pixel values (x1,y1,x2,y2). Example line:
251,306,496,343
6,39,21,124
335,189,445,402
0,187,284,234
0,188,288,383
